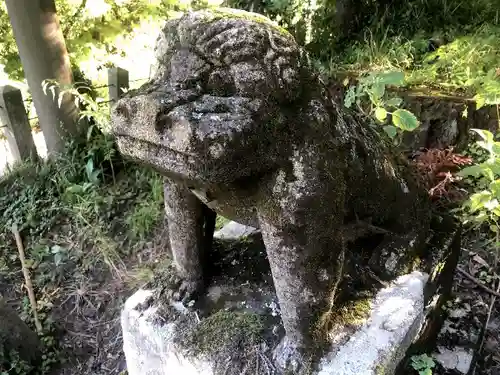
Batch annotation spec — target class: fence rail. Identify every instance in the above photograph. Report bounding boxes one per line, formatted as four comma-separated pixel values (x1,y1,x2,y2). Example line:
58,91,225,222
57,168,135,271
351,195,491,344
0,66,143,165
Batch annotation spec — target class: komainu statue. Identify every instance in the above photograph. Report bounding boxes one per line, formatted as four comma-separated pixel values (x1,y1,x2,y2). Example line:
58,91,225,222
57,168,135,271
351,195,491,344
111,8,430,371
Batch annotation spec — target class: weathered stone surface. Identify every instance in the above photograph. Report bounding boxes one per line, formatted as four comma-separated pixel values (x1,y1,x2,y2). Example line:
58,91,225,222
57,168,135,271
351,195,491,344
122,272,430,375
0,298,41,368
121,219,460,375
213,221,259,240
112,8,431,370
122,268,280,375
434,346,473,374
318,272,428,375
121,289,212,375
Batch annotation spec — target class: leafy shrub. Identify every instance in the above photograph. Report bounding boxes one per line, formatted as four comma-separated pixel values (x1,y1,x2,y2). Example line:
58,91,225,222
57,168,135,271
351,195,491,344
411,353,436,375
458,129,500,234
343,71,419,142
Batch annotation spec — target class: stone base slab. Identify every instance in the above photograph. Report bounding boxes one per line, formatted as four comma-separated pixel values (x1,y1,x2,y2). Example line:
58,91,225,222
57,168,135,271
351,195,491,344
122,272,428,375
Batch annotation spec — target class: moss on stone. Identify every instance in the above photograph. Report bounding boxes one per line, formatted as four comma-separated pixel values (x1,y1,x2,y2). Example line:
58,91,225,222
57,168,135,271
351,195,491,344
314,297,371,339
333,298,372,326
178,310,264,359
199,7,292,37
316,297,372,338
399,254,422,277
375,364,386,375
429,259,446,282
215,215,231,230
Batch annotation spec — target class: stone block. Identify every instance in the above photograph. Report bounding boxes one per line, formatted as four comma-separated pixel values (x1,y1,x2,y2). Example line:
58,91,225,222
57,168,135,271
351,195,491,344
213,221,260,241
121,219,461,375
317,272,428,375
122,272,431,375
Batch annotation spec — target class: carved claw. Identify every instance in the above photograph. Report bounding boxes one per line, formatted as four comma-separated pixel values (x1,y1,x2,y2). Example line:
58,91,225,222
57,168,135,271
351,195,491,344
165,271,203,304
172,279,203,303
273,336,306,373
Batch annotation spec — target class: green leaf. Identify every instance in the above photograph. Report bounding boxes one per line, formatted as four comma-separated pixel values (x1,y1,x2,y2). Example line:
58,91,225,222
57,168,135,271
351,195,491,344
392,109,419,131
469,191,493,212
87,124,96,142
344,87,356,108
54,252,63,266
492,142,500,156
49,85,56,100
484,198,499,211
66,185,84,194
51,245,64,254
370,83,385,101
386,97,403,107
490,180,500,197
375,107,388,122
377,71,405,86
57,91,65,109
85,159,94,180
457,164,486,178
472,129,495,144
383,125,398,139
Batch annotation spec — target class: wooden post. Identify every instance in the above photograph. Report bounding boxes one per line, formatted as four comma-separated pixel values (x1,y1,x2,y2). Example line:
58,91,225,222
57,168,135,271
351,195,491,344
108,67,129,106
0,85,38,163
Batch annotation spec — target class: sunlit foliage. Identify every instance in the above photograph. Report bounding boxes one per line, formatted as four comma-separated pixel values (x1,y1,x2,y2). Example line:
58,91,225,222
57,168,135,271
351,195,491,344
0,0,220,83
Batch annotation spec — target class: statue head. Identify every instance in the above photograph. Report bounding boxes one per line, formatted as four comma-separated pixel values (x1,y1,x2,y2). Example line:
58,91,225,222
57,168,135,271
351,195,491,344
111,9,318,187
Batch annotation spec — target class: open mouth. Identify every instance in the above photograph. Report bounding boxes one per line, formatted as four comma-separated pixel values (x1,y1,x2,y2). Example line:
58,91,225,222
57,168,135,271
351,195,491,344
115,134,198,160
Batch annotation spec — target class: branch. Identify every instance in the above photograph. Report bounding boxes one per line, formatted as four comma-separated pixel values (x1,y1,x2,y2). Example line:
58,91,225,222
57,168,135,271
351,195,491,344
470,279,500,375
457,266,500,297
12,226,43,333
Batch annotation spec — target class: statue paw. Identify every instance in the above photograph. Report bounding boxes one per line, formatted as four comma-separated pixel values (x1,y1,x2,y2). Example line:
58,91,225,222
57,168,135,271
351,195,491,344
165,272,203,304
273,336,306,373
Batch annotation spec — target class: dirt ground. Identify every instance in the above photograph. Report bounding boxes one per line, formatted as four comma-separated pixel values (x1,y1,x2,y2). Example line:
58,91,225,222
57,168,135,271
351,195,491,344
428,232,500,375
1,186,499,375
50,230,500,375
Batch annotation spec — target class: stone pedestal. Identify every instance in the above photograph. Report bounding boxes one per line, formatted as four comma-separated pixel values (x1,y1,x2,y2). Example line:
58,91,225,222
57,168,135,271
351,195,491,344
121,221,461,375
123,272,429,375
122,290,213,375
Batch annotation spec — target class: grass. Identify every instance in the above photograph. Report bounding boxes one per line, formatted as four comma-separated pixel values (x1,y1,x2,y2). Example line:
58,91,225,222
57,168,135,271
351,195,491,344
125,171,163,240
325,21,500,98
0,131,166,374
215,215,231,230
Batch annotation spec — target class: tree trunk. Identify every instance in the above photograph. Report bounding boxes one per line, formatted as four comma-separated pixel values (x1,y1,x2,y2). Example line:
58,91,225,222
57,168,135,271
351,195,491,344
4,0,84,156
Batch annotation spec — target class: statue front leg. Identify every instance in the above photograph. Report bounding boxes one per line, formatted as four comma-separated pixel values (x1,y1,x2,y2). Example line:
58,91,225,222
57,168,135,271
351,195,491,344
257,177,346,371
163,178,210,302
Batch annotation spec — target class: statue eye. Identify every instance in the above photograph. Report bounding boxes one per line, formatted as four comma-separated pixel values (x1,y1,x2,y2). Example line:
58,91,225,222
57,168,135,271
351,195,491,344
207,69,236,97
114,102,129,119
175,78,201,91
155,108,172,134
213,103,229,113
